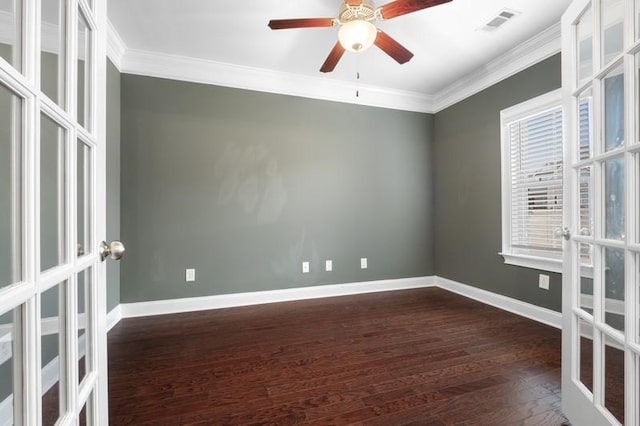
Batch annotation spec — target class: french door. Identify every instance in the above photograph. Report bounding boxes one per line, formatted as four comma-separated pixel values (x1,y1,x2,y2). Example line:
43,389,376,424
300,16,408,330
0,0,108,425
562,0,640,425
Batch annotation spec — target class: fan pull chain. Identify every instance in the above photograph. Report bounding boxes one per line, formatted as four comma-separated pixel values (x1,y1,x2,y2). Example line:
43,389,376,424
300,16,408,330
355,54,360,98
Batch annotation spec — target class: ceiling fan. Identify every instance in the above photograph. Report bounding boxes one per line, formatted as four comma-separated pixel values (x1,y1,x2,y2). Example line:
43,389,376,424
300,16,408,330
268,0,452,73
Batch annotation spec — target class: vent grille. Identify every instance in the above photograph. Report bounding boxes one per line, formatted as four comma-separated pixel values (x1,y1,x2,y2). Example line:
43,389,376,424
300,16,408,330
480,9,519,32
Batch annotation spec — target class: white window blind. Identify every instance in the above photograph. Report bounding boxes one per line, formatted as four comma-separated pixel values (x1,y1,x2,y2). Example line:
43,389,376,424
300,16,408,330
500,89,564,272
508,106,564,257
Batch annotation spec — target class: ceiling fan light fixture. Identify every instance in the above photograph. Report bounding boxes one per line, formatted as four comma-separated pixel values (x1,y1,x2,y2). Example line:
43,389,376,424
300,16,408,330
338,20,377,52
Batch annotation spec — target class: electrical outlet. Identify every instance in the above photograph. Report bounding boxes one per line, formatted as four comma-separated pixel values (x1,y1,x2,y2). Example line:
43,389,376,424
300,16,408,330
325,260,333,272
360,258,368,269
539,274,550,290
302,262,310,274
186,268,196,282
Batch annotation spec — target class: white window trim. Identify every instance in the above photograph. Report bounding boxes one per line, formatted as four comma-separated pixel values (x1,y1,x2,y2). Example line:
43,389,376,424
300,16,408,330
499,88,563,273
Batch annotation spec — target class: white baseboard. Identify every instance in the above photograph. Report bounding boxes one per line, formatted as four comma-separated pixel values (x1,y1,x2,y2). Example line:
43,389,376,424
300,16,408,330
435,276,562,329
106,305,122,332
118,275,562,330
120,276,436,318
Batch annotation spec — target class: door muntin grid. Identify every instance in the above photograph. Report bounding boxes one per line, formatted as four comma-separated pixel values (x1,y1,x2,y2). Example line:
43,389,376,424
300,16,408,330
0,0,104,425
568,0,640,424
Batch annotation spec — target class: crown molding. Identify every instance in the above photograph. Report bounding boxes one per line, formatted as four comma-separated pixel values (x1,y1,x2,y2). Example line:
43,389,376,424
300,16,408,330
107,19,127,70
118,48,436,113
431,23,561,112
105,20,561,114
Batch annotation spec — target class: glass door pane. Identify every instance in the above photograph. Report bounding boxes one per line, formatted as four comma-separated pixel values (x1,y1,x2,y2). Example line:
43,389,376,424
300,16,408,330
579,166,593,236
0,82,22,290
604,247,625,331
40,113,67,272
580,243,594,315
601,0,624,65
577,5,594,86
0,0,22,72
77,140,92,257
77,10,92,129
636,252,640,343
603,65,625,152
603,336,625,424
637,0,640,40
40,0,65,108
637,54,640,145
578,318,594,392
77,268,92,385
41,282,66,426
578,88,593,160
79,391,94,426
604,157,624,240
0,306,22,426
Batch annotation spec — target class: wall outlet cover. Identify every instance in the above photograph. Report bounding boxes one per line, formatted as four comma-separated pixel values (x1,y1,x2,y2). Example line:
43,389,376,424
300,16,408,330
186,268,196,282
539,274,550,290
325,260,333,272
302,262,310,274
360,258,368,269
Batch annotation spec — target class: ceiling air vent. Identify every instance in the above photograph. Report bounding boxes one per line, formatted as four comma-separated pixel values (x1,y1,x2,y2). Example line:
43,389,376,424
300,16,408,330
479,9,520,32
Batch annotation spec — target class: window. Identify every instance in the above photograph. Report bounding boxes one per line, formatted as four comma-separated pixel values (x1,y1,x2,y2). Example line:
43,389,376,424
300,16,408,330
500,89,564,273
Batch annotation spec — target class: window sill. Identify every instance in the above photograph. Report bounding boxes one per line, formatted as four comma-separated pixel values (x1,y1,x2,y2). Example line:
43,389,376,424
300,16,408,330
499,253,563,274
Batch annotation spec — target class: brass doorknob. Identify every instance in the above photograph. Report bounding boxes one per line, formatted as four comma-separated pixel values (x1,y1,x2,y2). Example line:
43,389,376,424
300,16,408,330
100,240,125,261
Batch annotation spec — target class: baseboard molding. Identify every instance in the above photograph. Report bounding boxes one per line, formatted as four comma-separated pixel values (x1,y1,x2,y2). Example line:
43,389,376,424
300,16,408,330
107,305,122,332
120,276,436,318
435,276,562,329
117,275,561,330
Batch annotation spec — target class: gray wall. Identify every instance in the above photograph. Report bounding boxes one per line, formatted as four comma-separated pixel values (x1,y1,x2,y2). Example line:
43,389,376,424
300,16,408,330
433,54,563,312
120,75,434,303
106,59,121,312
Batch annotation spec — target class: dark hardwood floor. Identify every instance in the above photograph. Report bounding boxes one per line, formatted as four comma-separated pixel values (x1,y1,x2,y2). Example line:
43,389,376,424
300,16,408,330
108,288,571,425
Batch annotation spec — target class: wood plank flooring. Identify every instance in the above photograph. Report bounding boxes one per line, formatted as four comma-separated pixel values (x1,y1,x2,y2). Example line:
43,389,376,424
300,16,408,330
108,287,570,425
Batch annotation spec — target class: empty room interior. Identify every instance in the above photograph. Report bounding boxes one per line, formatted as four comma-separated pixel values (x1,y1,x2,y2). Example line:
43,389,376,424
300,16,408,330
1,0,639,424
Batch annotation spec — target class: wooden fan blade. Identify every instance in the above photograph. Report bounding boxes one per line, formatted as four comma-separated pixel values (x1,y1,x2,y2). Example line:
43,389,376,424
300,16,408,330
320,42,346,73
268,18,335,30
374,30,414,64
345,0,363,5
378,0,451,20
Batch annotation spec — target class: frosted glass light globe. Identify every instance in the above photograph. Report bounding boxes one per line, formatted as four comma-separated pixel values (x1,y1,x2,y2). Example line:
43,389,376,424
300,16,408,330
338,20,377,52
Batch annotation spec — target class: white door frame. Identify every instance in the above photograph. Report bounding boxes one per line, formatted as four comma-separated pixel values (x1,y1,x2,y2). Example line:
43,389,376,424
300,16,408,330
0,0,108,424
561,0,640,425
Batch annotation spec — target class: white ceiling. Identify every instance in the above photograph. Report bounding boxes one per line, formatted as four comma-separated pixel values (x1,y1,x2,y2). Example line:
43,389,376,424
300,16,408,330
108,0,571,104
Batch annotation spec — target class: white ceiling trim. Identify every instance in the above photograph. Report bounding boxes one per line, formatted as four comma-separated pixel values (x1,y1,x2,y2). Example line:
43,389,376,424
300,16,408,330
105,22,561,114
431,23,561,112
107,19,126,70
119,48,437,113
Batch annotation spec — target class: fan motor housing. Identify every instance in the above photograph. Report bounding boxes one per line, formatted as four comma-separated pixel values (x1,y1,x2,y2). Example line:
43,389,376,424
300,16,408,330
339,1,376,23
